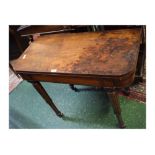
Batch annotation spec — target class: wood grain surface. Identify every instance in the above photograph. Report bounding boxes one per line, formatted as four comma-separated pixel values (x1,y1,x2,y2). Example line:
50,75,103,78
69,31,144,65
11,29,141,76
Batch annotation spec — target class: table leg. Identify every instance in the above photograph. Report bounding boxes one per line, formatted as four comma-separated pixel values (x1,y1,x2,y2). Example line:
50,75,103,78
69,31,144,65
69,84,79,92
29,81,64,117
108,91,125,128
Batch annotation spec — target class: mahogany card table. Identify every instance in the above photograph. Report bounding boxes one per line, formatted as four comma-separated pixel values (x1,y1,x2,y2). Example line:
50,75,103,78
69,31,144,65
11,29,142,128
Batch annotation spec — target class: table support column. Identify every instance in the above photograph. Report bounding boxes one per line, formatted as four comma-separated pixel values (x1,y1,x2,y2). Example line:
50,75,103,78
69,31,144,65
108,91,125,128
29,81,63,117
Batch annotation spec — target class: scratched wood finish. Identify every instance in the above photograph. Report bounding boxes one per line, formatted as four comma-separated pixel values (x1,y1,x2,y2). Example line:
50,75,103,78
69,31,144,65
11,29,141,77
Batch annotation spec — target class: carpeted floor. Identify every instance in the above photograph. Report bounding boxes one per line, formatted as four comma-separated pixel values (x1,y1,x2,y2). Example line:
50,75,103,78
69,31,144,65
9,81,146,129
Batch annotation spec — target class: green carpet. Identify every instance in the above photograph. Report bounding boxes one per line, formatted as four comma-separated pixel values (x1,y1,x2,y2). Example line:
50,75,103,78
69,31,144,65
9,81,146,129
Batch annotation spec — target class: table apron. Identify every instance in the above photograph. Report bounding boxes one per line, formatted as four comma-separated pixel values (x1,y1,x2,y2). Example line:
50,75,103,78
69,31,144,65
19,72,135,88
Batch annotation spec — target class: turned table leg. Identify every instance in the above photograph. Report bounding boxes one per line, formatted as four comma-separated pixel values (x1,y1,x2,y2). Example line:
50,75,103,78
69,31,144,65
108,91,125,128
29,81,63,117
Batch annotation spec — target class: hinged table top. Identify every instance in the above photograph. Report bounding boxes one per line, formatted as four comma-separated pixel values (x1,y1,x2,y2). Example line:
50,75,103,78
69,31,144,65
11,29,142,77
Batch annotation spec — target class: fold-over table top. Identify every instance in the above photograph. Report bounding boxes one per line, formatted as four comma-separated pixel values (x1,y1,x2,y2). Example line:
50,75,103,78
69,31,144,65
11,29,141,76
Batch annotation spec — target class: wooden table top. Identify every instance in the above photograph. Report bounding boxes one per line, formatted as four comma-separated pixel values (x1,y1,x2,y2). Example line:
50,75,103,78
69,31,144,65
11,29,141,77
